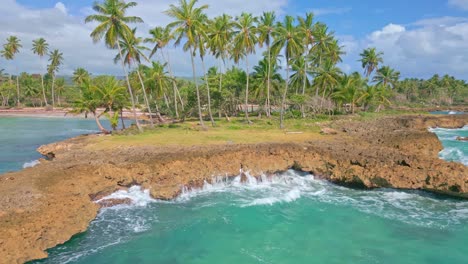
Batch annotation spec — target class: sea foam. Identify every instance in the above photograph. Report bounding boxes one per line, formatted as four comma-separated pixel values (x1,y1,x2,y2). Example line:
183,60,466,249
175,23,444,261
23,160,40,168
96,186,155,207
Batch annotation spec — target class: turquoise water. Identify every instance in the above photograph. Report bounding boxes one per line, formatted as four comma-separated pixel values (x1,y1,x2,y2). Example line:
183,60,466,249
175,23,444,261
1,117,466,264
430,126,468,165
430,111,466,115
0,117,129,174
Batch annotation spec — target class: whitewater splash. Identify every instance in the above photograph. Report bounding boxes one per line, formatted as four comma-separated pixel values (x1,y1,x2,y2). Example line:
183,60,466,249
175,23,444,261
430,126,468,166
439,148,468,165
40,170,468,264
96,186,155,207
176,170,468,228
50,187,159,263
23,160,40,168
95,170,468,228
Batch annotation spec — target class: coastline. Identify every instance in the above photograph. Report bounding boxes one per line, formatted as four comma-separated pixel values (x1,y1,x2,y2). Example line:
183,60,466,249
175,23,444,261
0,107,144,119
0,114,467,263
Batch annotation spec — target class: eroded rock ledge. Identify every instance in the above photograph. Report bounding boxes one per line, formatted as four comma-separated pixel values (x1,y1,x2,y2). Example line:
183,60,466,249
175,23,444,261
0,115,467,263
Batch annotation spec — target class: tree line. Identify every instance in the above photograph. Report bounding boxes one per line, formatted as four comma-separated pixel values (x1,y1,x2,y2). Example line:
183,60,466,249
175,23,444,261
1,37,63,108
1,0,467,133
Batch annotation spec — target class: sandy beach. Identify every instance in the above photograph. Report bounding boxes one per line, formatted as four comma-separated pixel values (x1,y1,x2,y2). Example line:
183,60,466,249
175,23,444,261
0,107,146,119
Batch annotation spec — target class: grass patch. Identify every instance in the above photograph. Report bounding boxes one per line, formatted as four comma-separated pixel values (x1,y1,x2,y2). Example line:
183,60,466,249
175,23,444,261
87,111,421,150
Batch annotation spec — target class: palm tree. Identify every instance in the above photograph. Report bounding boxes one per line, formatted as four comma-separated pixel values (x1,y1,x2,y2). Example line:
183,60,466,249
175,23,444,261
32,38,49,106
195,15,216,126
71,76,127,133
359,47,384,77
272,15,302,129
165,0,209,129
257,11,276,117
313,59,342,109
144,61,174,117
73,68,90,86
85,0,144,132
290,56,311,96
208,14,234,118
373,66,400,89
252,56,281,113
310,24,333,63
55,78,66,106
426,74,440,100
297,13,314,117
361,84,392,112
1,36,22,107
115,28,158,126
233,12,258,124
20,73,40,106
332,73,366,114
47,49,63,109
326,39,345,65
146,26,184,119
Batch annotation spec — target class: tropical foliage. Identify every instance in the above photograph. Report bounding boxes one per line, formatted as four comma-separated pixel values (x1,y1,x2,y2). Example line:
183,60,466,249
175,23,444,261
1,0,467,133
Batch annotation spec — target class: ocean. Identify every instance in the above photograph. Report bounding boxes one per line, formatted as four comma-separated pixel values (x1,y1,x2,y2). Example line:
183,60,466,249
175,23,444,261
1,116,466,264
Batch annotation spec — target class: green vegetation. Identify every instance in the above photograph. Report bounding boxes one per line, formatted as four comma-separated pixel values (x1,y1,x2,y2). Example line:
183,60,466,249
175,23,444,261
0,0,467,133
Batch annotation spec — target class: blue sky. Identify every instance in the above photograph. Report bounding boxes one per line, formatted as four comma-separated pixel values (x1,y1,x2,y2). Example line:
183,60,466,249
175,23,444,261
3,0,468,79
15,0,467,35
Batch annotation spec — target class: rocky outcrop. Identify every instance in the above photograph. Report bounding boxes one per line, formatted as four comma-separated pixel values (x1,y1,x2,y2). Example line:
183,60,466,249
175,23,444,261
0,114,467,263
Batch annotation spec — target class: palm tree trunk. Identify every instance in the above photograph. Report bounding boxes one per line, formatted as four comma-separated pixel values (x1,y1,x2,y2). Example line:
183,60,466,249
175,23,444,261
189,45,205,129
94,112,110,134
316,56,321,97
153,79,166,123
301,52,307,118
16,75,20,107
266,43,272,118
41,74,48,106
51,74,56,110
244,57,252,124
176,87,184,111
218,57,223,119
320,86,327,111
120,109,126,130
201,56,215,127
163,92,170,109
136,67,155,127
280,61,290,129
116,41,142,132
161,49,181,118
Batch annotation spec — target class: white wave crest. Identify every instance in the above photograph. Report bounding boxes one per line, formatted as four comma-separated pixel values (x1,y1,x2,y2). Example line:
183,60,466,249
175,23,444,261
96,186,155,207
429,126,467,166
23,160,40,168
439,147,468,165
176,170,468,228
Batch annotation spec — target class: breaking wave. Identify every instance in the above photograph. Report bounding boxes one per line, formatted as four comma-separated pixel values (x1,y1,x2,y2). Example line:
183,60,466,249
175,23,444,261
38,170,468,263
176,170,468,228
23,160,40,168
430,126,468,166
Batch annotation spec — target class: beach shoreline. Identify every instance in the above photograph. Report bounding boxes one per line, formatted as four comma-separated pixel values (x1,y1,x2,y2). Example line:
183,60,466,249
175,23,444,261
0,107,146,119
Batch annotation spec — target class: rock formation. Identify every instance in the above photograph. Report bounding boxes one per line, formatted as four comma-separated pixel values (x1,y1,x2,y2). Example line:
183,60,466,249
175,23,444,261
0,115,467,263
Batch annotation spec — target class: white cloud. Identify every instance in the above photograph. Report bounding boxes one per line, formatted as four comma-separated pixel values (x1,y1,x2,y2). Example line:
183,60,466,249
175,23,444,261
369,23,405,40
54,2,67,14
0,0,288,77
360,17,468,79
448,0,468,10
309,7,352,16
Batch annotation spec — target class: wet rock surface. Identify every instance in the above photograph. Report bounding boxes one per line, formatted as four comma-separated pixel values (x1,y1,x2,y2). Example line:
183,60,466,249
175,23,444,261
0,115,467,263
